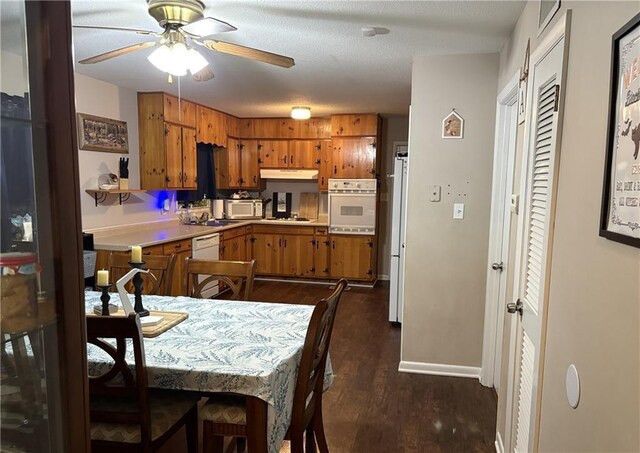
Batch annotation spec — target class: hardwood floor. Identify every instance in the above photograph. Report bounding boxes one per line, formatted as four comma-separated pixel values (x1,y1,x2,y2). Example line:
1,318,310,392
251,280,498,453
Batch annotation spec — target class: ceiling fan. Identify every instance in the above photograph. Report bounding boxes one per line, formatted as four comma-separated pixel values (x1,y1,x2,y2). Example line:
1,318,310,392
74,0,295,82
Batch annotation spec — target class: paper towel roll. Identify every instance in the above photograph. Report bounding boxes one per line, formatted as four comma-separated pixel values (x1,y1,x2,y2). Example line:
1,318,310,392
213,199,225,219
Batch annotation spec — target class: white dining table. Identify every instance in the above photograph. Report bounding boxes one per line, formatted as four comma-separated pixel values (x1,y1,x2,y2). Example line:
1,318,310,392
84,292,333,453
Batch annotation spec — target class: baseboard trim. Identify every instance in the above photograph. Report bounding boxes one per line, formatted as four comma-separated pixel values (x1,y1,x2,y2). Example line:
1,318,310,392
398,361,481,379
377,274,390,281
495,431,504,453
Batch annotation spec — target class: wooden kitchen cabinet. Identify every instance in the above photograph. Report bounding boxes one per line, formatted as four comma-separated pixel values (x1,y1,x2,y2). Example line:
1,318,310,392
163,94,196,127
258,140,320,170
252,233,281,275
165,124,196,189
331,137,376,179
216,138,263,190
281,234,315,277
318,140,332,191
313,227,331,278
196,105,227,147
258,140,289,168
138,92,197,190
220,226,249,261
330,235,375,280
331,114,378,137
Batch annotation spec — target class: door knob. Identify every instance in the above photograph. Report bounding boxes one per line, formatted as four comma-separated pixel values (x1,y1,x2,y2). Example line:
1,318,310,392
507,299,523,316
492,262,504,271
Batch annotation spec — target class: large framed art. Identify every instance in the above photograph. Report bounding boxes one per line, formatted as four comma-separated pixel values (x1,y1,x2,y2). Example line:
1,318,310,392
600,13,640,248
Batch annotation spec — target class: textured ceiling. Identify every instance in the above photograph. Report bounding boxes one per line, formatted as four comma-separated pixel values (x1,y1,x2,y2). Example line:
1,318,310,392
70,0,525,117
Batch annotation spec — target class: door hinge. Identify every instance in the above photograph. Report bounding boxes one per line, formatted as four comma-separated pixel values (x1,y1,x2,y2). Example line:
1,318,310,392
366,269,372,275
367,241,373,248
315,144,321,151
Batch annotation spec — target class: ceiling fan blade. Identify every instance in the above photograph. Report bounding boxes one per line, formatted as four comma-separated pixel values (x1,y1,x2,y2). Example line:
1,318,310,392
201,40,295,68
180,17,237,37
192,65,215,82
78,41,157,64
73,25,159,36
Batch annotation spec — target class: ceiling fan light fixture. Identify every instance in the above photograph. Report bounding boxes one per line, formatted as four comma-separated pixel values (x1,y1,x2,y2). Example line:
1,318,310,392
187,48,208,74
291,106,311,120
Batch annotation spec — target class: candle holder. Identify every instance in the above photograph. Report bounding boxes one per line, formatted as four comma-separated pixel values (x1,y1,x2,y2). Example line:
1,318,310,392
128,261,149,317
97,284,113,316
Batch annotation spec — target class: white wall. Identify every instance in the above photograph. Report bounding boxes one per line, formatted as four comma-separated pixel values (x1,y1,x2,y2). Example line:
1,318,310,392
402,53,499,369
1,51,28,96
75,74,179,231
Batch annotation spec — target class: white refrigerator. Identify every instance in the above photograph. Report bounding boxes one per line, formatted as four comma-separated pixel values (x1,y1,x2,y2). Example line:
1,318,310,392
389,151,408,323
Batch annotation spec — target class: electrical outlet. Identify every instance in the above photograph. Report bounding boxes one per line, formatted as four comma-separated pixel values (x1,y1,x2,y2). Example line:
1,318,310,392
429,185,441,202
453,203,465,220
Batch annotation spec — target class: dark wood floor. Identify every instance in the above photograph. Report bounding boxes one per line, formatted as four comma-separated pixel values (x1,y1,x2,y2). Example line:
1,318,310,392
251,280,497,453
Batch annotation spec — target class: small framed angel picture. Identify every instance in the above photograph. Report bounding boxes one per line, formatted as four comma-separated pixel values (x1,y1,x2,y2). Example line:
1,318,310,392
442,109,464,139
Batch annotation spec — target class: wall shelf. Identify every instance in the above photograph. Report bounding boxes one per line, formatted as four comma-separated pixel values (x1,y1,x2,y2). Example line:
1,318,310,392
85,189,146,206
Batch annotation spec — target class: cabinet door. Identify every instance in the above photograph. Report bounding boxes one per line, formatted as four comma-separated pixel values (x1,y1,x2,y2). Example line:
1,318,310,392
223,235,246,262
332,137,376,179
241,139,261,188
165,123,183,189
330,235,374,280
196,105,213,144
318,140,332,191
331,114,378,136
181,127,197,189
282,235,315,277
164,94,196,127
227,137,242,188
289,140,317,169
313,233,331,278
252,233,281,275
258,140,289,168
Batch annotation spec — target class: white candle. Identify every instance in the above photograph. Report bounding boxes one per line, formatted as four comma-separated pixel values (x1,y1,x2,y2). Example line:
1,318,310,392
97,269,109,286
131,245,142,263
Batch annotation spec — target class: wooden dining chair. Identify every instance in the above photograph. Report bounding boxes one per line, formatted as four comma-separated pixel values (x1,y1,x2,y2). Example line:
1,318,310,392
185,258,257,300
87,313,199,453
108,253,177,296
201,279,349,453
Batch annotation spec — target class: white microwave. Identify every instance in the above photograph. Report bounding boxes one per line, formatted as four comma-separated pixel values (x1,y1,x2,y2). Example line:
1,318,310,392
224,199,263,219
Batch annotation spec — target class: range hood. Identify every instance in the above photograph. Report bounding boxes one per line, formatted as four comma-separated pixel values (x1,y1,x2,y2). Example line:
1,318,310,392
259,169,318,180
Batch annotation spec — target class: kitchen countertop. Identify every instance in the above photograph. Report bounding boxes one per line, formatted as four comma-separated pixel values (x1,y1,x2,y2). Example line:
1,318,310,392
92,217,328,251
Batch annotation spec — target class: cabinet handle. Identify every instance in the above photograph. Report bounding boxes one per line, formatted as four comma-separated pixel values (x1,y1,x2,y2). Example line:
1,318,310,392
321,176,325,186
332,241,335,250
333,165,337,174
143,251,151,256
184,173,188,183
284,155,288,164
284,239,288,248
176,243,182,249
253,175,257,183
279,238,282,247
290,155,294,165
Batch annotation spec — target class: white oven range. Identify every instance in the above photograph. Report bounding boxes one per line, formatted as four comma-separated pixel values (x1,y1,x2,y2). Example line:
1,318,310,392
328,178,377,235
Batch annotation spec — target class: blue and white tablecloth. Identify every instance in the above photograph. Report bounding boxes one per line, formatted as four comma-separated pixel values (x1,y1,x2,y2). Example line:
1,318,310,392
84,292,334,453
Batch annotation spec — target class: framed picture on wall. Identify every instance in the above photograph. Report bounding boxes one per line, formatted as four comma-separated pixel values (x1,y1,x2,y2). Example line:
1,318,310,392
77,113,129,153
599,13,640,248
442,110,464,139
537,0,560,36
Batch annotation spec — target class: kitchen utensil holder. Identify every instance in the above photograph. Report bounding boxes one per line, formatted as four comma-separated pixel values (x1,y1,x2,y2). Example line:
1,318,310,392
128,261,149,317
97,284,113,316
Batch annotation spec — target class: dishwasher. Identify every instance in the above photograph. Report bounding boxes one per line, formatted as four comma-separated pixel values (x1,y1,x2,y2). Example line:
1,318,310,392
191,233,220,298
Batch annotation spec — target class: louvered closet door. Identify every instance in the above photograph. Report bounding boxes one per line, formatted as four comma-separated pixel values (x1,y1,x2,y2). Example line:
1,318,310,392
511,34,566,453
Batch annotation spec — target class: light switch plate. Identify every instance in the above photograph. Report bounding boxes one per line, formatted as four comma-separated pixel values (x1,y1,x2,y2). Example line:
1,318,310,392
453,203,464,220
510,194,519,214
429,185,441,202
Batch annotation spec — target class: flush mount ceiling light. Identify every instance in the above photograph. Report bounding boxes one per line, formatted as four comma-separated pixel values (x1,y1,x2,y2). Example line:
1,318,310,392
291,106,311,120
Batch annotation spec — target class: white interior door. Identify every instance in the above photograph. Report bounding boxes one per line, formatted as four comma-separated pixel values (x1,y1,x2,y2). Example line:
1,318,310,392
481,72,519,390
506,13,570,453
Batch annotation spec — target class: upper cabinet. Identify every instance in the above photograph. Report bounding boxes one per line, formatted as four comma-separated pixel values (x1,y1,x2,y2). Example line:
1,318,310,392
241,118,331,139
163,93,196,127
330,114,378,137
138,92,197,190
196,105,227,147
258,140,320,170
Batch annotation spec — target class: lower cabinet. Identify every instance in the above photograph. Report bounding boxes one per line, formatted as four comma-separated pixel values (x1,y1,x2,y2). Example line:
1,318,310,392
251,229,315,277
329,235,375,280
250,225,375,281
220,226,250,261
